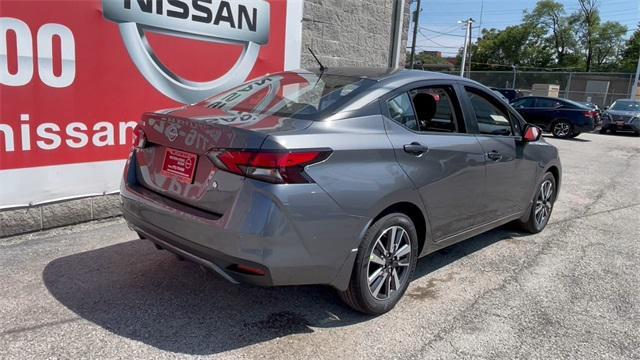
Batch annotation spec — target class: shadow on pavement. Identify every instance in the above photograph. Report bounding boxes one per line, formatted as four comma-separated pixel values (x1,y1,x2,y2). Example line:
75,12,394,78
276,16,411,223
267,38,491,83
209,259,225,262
43,224,527,355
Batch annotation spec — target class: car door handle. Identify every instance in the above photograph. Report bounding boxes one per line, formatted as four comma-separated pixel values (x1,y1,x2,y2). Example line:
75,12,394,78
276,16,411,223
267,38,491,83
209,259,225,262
403,142,429,155
486,150,502,161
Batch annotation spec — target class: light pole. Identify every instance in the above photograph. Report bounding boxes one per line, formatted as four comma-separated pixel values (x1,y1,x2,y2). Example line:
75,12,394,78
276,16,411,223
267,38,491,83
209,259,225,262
511,65,517,89
459,18,473,77
409,0,422,69
631,49,640,100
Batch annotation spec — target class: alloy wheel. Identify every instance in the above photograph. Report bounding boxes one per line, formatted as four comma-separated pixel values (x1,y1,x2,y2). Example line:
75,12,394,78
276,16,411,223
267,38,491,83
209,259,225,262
366,226,412,300
534,179,554,226
553,122,570,137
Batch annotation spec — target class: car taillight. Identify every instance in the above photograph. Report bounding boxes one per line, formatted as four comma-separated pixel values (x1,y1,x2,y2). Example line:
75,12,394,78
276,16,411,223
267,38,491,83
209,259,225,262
132,124,146,149
584,111,596,118
207,149,331,184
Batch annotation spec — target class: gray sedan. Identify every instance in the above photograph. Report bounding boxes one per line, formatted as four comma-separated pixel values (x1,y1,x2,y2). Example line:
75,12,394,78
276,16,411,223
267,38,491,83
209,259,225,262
120,68,561,314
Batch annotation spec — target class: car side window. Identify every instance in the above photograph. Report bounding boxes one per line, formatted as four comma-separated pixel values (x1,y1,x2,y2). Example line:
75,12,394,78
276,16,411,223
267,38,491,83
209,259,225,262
512,98,535,108
465,88,513,136
536,98,561,108
408,86,461,133
387,92,419,131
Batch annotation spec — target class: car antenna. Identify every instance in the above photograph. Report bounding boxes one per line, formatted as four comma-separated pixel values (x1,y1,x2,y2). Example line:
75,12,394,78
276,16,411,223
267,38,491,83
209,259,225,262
308,46,327,72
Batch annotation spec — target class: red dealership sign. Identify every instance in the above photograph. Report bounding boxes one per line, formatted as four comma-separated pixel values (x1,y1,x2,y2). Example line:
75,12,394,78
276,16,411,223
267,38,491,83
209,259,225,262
0,0,302,207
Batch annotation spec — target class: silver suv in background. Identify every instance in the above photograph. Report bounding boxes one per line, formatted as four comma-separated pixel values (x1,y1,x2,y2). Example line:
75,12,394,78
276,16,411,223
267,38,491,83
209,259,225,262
600,99,640,136
121,68,561,314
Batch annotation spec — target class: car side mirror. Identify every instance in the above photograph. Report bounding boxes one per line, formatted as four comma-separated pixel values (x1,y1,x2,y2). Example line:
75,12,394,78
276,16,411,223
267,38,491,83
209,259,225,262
523,124,542,142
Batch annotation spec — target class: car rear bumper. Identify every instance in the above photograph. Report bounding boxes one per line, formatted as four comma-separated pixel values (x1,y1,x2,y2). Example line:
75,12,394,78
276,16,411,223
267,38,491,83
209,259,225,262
119,153,365,290
574,120,596,133
601,123,640,133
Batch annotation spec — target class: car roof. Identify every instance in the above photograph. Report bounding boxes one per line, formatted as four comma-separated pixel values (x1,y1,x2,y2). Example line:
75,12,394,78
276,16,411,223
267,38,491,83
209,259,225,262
304,67,463,82
518,96,564,100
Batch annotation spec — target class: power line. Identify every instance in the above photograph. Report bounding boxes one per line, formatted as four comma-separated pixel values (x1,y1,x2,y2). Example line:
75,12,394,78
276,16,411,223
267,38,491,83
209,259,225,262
419,26,467,37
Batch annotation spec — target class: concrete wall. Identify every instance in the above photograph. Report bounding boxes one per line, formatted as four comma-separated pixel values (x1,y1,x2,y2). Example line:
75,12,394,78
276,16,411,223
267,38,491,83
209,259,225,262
0,0,411,238
1,194,121,237
301,0,410,68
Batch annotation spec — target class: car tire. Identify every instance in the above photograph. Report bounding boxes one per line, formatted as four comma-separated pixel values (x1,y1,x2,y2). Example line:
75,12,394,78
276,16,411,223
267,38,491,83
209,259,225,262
338,213,419,315
599,128,608,134
517,172,557,234
551,120,573,138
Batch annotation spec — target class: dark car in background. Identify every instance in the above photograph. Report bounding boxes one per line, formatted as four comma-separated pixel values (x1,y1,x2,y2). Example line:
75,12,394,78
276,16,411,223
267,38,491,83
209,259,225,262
578,101,602,126
511,96,597,138
600,99,640,136
490,87,524,102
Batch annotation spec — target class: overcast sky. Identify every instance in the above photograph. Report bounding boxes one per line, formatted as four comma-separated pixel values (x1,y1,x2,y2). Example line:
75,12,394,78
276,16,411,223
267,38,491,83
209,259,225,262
410,0,640,58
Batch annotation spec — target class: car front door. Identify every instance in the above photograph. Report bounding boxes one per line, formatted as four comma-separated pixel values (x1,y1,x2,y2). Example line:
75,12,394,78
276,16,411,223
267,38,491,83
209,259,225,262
383,82,487,241
460,85,538,222
534,98,563,130
511,97,537,123
463,85,537,223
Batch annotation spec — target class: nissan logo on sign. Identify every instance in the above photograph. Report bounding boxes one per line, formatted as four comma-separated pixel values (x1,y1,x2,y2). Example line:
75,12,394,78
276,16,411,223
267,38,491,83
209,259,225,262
103,0,270,104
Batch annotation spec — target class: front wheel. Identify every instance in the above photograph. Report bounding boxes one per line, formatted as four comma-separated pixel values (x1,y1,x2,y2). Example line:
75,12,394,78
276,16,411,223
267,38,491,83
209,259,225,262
552,120,573,138
517,172,557,234
339,213,418,315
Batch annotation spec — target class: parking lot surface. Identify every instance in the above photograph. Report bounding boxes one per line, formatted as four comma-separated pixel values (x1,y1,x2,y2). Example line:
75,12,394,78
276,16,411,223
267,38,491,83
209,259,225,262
1,133,639,359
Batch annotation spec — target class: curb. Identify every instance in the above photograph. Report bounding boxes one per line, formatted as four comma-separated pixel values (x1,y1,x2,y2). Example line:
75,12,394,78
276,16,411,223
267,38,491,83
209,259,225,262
0,194,122,238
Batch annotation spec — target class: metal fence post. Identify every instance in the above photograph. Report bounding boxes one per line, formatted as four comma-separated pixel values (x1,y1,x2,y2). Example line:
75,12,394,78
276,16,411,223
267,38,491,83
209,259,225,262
565,72,573,99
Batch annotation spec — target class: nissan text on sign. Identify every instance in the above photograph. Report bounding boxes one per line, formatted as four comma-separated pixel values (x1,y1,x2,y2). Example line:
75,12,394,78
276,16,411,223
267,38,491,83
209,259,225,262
0,0,303,208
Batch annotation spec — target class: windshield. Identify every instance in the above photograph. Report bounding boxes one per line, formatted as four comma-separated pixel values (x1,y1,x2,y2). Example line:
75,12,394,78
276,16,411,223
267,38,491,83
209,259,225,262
610,100,640,111
199,72,376,120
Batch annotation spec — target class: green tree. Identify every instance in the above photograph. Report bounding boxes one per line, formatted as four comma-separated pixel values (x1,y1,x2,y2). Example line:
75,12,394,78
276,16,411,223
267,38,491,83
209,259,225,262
591,22,628,71
468,25,552,70
620,26,640,72
573,0,600,71
523,0,575,66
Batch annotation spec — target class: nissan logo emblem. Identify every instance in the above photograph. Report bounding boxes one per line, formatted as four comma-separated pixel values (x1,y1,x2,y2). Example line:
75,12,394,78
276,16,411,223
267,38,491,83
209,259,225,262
103,0,270,104
166,124,179,141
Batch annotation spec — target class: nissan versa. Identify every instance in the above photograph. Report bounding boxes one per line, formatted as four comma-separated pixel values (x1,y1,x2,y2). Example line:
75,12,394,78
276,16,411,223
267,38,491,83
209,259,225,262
121,68,561,314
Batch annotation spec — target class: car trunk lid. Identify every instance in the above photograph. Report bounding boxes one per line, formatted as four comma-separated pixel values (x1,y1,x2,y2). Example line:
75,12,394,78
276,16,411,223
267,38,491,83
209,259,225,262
133,106,312,215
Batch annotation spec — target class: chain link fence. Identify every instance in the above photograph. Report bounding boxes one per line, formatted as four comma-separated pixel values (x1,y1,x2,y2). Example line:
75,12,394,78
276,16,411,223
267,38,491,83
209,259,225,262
440,71,637,107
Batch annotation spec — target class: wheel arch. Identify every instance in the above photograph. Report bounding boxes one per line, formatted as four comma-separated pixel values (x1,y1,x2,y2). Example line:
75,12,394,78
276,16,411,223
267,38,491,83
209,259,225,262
371,201,427,255
545,163,561,195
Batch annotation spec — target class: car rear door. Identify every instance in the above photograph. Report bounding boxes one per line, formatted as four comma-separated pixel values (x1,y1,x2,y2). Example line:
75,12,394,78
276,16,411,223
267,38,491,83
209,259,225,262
459,85,538,222
383,81,487,241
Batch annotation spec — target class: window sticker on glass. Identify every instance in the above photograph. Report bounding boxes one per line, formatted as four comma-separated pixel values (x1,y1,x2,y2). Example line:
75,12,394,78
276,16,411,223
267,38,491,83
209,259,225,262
490,114,509,123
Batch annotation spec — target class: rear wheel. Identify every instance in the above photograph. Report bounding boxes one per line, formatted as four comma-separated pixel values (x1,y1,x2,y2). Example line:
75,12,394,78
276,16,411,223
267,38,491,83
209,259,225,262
339,213,418,315
599,128,608,134
552,120,572,138
517,172,557,233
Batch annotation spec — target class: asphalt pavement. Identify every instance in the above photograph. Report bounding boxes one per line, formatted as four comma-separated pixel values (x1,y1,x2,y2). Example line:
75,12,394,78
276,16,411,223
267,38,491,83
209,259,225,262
1,132,639,359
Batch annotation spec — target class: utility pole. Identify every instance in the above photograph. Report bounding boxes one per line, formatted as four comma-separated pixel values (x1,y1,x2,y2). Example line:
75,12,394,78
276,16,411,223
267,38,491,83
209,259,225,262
631,49,640,100
511,65,517,89
409,0,421,69
466,23,473,78
459,18,473,77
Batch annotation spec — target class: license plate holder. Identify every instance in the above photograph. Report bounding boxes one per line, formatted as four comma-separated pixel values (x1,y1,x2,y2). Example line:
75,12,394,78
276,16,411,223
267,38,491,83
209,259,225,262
161,148,198,183
615,121,625,126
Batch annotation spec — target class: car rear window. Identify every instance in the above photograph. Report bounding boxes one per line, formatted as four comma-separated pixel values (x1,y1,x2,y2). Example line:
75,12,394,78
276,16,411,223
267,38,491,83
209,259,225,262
200,72,376,120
